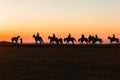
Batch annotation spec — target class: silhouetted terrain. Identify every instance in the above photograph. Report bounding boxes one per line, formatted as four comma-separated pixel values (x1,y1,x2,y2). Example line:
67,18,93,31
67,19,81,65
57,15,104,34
0,43,120,80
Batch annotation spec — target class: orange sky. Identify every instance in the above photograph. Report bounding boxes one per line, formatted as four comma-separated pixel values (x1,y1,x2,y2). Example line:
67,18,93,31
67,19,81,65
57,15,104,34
0,0,120,43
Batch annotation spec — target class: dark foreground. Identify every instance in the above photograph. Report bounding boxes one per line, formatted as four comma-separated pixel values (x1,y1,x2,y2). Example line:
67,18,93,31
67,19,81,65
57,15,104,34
0,44,120,80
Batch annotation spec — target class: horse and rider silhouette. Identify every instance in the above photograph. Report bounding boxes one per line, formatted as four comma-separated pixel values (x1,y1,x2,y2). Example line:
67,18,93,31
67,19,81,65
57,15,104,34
78,34,89,44
48,33,63,44
108,34,119,43
64,33,76,44
33,32,44,44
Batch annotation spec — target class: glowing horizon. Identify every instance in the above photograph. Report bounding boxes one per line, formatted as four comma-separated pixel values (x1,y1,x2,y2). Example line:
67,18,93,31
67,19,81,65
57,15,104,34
0,0,120,43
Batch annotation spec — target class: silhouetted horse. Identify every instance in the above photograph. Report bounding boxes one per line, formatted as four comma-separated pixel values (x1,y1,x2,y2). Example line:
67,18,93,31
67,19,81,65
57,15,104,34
33,34,43,44
88,35,102,44
64,37,76,44
78,38,89,44
48,36,59,44
108,36,119,43
11,35,20,43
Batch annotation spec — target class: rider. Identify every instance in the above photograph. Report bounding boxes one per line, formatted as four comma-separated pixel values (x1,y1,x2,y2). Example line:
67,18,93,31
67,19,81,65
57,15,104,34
113,34,115,39
95,34,98,39
68,33,71,39
81,34,85,39
37,32,40,38
53,33,56,38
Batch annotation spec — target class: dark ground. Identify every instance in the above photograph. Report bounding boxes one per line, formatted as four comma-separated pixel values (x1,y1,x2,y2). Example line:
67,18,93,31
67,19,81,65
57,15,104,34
0,44,120,80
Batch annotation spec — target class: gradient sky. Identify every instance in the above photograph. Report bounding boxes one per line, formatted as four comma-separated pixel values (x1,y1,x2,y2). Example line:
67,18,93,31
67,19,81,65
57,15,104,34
0,0,120,43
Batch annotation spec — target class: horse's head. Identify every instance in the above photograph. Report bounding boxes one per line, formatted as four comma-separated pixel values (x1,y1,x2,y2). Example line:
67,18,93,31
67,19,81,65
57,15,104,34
48,36,51,39
18,35,20,38
33,34,35,38
64,38,67,42
108,36,111,39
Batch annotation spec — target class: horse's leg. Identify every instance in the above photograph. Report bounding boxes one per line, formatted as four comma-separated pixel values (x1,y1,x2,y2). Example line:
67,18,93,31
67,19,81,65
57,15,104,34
90,40,92,44
61,40,63,44
110,40,112,44
66,41,69,44
50,41,52,44
117,40,119,43
61,41,63,44
92,40,95,44
87,41,88,44
99,41,101,44
101,40,103,44
88,40,90,44
16,40,17,43
100,41,102,44
72,41,74,44
80,41,82,44
40,41,41,44
57,41,59,44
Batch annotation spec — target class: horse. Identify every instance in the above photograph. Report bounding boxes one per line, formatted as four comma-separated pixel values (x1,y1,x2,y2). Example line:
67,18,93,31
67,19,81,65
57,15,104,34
78,37,89,44
48,36,59,44
88,35,103,44
11,35,20,43
64,37,76,44
108,36,119,43
33,34,43,44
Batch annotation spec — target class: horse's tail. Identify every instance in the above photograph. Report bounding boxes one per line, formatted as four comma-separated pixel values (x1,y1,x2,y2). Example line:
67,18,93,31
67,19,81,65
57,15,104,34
41,37,44,42
78,38,81,42
17,35,20,38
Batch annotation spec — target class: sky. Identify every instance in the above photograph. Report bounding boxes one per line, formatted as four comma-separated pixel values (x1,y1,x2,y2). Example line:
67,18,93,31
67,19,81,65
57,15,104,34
0,0,120,43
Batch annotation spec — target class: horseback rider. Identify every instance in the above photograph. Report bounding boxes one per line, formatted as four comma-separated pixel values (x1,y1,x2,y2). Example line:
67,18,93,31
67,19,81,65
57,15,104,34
53,33,56,38
68,33,71,39
37,32,40,38
81,34,85,39
89,35,91,38
113,34,115,39
95,34,98,39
